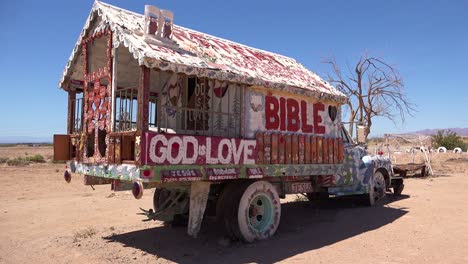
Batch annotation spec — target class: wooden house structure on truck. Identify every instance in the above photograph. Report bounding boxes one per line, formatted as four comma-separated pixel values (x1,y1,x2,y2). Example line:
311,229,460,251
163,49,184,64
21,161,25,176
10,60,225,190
55,1,401,242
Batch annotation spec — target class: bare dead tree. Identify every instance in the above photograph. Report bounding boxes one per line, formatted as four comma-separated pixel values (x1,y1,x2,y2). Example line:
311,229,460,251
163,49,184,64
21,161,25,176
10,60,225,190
324,53,415,138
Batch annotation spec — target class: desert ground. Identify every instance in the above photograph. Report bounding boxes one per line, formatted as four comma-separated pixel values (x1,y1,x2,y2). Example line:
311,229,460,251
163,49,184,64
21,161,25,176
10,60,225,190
1,146,467,264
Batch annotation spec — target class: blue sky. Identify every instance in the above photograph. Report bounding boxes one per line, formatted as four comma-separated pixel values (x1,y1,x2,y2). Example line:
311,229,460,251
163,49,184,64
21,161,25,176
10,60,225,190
0,0,467,141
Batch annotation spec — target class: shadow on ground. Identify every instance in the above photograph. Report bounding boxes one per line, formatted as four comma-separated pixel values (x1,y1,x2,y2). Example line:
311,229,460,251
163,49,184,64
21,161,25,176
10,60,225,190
105,194,409,263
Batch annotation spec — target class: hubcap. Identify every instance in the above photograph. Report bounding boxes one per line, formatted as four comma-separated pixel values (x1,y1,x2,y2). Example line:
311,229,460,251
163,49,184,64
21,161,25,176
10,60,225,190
248,194,273,232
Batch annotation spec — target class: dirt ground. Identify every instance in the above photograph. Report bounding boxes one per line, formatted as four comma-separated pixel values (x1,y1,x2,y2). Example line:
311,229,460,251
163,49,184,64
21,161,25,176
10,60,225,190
1,146,468,264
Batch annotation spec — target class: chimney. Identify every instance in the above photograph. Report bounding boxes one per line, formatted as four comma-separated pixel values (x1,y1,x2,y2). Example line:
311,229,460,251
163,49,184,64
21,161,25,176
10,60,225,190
144,5,174,41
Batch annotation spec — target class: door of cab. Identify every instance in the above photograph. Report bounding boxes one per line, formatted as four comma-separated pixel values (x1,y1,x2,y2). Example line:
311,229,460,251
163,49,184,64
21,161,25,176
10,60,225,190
334,126,368,187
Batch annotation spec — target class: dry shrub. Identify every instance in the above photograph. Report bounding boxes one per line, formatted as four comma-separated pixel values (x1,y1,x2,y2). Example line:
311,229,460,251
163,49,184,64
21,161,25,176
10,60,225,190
7,158,29,166
73,227,97,242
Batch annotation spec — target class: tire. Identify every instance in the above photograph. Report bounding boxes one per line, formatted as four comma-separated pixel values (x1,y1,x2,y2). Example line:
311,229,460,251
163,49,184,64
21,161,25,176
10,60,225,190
363,171,386,206
393,179,404,196
224,181,251,240
226,181,282,242
216,183,237,224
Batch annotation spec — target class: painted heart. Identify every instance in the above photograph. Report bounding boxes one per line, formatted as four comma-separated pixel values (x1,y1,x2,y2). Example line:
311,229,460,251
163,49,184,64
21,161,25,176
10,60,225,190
213,81,228,98
328,106,337,122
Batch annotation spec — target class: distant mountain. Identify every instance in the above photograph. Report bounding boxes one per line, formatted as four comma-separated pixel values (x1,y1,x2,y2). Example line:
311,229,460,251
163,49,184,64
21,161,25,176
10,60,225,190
0,136,52,144
411,128,468,136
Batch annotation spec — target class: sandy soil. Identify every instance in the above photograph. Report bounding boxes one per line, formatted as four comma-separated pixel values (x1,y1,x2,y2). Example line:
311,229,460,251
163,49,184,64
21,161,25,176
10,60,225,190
0,146,468,264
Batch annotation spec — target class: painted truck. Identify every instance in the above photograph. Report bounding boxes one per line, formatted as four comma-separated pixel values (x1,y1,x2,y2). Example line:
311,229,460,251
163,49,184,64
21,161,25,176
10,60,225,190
55,1,405,242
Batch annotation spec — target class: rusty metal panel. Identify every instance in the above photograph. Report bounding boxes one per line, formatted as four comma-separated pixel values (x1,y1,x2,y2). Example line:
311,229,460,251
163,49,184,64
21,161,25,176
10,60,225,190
271,133,279,164
304,135,311,164
298,135,305,164
83,175,113,185
256,132,264,164
292,134,299,164
317,137,323,164
264,132,271,164
53,134,70,161
285,134,292,164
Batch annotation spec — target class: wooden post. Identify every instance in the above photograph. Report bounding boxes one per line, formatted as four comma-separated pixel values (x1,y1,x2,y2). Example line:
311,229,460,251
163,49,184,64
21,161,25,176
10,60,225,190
67,90,76,134
137,66,150,132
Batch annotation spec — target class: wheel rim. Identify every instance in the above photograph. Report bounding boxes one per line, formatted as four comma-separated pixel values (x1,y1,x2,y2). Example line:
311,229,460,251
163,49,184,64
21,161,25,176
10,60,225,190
248,194,273,233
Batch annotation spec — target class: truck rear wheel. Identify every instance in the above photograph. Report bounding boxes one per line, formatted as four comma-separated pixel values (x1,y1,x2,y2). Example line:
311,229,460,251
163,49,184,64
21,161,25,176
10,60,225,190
224,181,281,242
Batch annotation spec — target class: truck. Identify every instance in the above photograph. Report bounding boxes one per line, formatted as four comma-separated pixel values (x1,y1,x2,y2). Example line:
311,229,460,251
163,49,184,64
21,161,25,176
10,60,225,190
55,1,404,242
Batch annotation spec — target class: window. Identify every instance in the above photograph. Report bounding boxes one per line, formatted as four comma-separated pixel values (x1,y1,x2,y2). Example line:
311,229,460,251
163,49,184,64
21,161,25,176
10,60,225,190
157,72,242,137
73,92,83,134
340,126,353,144
115,87,138,132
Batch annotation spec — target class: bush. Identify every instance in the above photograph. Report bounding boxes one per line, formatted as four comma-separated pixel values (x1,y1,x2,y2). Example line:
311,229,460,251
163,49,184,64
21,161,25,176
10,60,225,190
26,154,45,163
0,157,8,164
7,158,29,166
4,154,46,166
432,130,467,151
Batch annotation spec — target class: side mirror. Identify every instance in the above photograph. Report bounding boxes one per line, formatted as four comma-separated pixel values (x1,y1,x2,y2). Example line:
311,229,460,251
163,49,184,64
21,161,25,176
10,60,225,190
356,125,368,144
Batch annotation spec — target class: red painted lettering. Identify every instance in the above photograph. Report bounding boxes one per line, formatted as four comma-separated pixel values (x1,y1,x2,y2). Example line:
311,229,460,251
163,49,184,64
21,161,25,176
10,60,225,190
286,98,300,131
313,102,325,134
279,97,286,131
301,100,313,133
265,96,279,129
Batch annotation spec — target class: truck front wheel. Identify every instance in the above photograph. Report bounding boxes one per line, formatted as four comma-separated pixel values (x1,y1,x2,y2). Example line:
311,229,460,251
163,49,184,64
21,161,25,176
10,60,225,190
364,171,386,206
225,181,281,242
393,179,404,196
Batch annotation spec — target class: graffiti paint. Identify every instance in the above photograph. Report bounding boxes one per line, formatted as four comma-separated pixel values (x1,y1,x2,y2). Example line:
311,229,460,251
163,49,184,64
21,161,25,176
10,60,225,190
264,95,326,134
145,133,257,165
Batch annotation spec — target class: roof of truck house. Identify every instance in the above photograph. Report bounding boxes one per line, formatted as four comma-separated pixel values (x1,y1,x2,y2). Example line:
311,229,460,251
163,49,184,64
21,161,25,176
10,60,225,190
59,1,347,103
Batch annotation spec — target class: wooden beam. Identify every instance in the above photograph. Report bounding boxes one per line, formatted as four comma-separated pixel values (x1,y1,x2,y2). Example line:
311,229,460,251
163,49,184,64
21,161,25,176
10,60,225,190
137,66,150,132
67,91,76,134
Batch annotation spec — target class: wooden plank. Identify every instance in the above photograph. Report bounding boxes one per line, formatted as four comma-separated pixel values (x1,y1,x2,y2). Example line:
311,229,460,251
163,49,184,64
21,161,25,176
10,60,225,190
137,66,150,132
328,138,334,164
338,138,344,163
108,135,115,163
67,91,76,134
333,138,339,164
304,135,311,164
316,136,323,164
285,134,292,164
264,132,271,164
271,133,279,164
298,135,305,164
292,134,299,164
323,137,329,164
311,136,317,164
114,135,122,163
256,132,264,164
278,134,285,164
